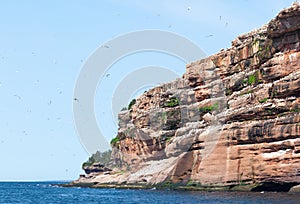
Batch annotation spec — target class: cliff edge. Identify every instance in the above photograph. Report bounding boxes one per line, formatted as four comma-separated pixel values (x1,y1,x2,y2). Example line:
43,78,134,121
71,3,300,192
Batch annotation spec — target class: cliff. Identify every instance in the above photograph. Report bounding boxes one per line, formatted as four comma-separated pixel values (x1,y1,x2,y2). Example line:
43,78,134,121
72,3,300,192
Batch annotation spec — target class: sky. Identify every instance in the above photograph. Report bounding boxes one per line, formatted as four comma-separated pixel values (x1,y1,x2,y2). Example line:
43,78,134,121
0,0,296,181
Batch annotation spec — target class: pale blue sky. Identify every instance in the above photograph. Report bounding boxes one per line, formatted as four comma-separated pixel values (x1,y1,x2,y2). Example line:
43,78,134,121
0,0,295,181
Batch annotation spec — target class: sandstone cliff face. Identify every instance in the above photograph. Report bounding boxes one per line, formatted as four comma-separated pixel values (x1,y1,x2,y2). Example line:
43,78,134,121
76,3,300,191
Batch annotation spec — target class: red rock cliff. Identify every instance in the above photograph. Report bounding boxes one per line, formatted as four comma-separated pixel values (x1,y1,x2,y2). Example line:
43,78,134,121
74,3,300,191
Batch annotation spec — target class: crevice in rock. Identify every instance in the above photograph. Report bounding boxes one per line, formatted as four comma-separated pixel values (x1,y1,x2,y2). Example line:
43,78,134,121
251,182,299,192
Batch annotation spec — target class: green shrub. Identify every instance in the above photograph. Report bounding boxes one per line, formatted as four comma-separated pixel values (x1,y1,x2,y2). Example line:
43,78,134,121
199,102,219,113
165,98,179,107
258,98,268,103
248,74,256,85
128,99,136,110
110,136,120,146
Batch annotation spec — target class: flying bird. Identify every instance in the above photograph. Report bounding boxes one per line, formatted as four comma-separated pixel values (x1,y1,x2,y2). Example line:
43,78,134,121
13,94,21,100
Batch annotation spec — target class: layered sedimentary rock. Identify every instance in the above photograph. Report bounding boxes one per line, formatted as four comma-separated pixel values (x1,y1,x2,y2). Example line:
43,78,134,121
73,3,300,191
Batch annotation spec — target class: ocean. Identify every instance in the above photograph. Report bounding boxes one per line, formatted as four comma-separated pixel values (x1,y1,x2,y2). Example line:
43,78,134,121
0,182,299,204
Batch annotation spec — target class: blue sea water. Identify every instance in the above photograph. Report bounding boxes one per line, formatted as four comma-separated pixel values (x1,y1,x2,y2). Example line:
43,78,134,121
0,182,299,204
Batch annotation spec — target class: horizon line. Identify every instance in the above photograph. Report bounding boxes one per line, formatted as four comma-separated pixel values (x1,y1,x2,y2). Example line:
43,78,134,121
0,180,72,182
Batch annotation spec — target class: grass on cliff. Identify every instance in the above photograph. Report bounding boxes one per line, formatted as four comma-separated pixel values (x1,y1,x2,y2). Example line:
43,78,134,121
258,98,268,103
248,74,257,85
199,102,219,113
165,97,179,107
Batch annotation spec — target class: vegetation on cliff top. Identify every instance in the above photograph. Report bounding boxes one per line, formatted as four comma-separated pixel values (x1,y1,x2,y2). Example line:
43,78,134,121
82,150,112,169
128,99,136,110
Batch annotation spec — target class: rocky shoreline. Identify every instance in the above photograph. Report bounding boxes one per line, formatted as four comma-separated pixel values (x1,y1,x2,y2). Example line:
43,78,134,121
61,181,300,193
